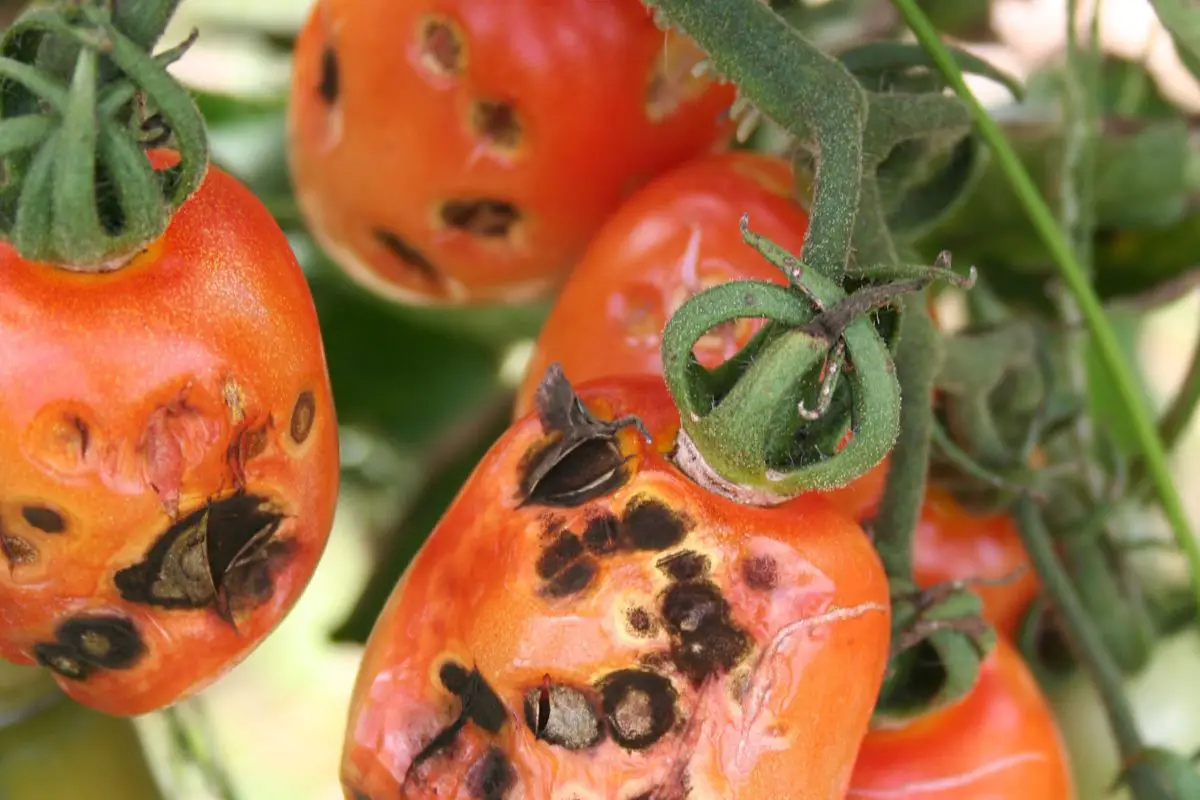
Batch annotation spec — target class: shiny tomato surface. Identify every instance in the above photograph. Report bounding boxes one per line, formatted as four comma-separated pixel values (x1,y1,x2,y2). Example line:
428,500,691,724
289,0,736,305
514,151,805,417
342,372,890,800
0,152,340,715
848,637,1074,799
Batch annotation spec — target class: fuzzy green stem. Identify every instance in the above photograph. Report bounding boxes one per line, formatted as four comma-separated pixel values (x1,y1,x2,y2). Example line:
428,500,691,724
1014,498,1172,799
894,0,1200,617
0,1,208,270
873,298,941,578
643,0,866,281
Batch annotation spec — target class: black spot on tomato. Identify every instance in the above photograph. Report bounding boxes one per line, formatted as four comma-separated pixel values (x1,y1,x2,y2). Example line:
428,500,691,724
621,497,688,551
290,391,316,444
597,669,677,750
113,493,286,622
439,660,471,695
582,514,620,555
373,228,445,291
536,532,584,579
450,667,507,733
33,614,146,680
468,747,516,800
741,554,778,591
472,100,522,149
626,606,656,637
441,199,521,239
21,505,65,533
544,558,598,598
318,46,338,103
656,550,710,582
661,582,750,685
522,681,602,750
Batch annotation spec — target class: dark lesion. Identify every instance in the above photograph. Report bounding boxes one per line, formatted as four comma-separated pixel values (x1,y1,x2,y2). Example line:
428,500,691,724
1,532,36,569
318,45,339,104
534,531,599,598
440,200,521,239
34,614,146,681
471,100,522,151
372,228,448,294
517,364,650,509
660,581,751,685
114,493,289,624
597,669,678,750
21,504,66,533
418,15,466,77
521,679,603,750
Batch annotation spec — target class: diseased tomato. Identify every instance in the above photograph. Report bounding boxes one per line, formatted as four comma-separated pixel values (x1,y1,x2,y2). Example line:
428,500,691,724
0,151,340,716
513,151,805,418
824,463,1037,639
1050,627,1200,800
342,370,890,800
848,637,1075,798
288,0,737,306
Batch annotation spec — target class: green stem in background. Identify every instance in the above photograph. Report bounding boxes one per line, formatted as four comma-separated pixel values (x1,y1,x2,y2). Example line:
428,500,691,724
0,0,208,269
1014,498,1175,799
893,0,1200,614
872,297,941,578
642,0,866,281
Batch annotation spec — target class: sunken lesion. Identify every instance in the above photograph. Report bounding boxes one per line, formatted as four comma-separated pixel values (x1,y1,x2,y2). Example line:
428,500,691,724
113,493,289,623
740,554,778,591
522,680,603,750
373,228,448,294
440,199,522,239
21,504,66,534
660,580,750,685
289,391,316,445
468,747,516,800
597,669,678,750
1,532,36,569
34,614,146,681
534,531,599,598
417,15,466,77
471,100,523,152
317,46,339,104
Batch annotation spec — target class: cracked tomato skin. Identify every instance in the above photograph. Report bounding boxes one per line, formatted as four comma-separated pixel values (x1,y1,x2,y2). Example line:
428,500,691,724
514,151,805,418
847,637,1074,799
342,373,891,800
288,0,736,306
0,150,340,716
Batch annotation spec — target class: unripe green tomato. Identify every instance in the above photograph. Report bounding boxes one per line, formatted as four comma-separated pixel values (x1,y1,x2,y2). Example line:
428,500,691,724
1048,628,1200,799
0,690,164,800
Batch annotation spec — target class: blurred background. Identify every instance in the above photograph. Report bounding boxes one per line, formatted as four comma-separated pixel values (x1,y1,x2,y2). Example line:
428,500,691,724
4,0,1197,798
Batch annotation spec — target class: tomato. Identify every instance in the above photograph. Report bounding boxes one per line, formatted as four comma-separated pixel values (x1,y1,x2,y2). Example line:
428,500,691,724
513,151,805,417
848,637,1074,798
0,151,340,716
288,0,737,306
824,465,1037,639
1050,627,1200,800
342,371,890,800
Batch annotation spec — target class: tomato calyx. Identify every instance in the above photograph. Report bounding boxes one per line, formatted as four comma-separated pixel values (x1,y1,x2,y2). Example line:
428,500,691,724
0,0,209,270
518,363,651,509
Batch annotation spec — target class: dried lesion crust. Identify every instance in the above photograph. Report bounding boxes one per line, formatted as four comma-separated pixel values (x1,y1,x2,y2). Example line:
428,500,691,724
34,614,146,681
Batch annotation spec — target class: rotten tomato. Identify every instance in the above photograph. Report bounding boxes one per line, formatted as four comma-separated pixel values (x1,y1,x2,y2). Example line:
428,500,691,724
342,369,890,800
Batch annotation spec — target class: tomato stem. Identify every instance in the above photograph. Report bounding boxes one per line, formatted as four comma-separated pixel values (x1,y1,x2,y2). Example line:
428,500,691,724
0,0,209,270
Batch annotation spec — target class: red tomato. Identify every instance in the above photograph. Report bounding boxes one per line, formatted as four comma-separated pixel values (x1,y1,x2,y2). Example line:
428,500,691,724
848,637,1074,798
0,151,340,716
288,0,736,305
342,372,890,800
514,151,805,417
823,462,1037,639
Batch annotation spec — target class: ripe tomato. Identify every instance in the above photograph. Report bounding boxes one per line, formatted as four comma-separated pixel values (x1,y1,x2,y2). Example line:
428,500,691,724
288,0,737,306
1050,627,1200,800
0,151,340,716
848,637,1074,798
513,151,805,417
342,371,890,800
825,465,1037,639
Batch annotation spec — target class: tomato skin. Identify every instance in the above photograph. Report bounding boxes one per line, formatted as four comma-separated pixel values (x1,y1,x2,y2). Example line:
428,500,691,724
1050,627,1200,800
513,151,805,417
823,464,1037,639
288,0,736,306
0,151,340,716
342,375,890,800
848,637,1074,798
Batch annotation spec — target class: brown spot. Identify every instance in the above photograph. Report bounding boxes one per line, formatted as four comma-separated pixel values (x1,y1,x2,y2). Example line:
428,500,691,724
582,514,620,554
318,45,339,103
544,559,598,598
373,228,445,291
626,607,656,637
441,199,521,239
113,493,286,623
418,15,465,77
741,554,778,590
536,532,585,578
468,747,515,800
472,100,522,150
598,669,677,750
522,682,602,749
660,582,750,685
34,614,146,680
645,32,715,122
290,391,316,444
622,497,689,551
21,504,65,534
656,550,709,582
1,534,36,567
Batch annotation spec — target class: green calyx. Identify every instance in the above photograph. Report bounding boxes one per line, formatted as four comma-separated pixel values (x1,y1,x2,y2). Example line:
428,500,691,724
0,0,207,270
